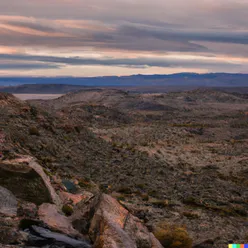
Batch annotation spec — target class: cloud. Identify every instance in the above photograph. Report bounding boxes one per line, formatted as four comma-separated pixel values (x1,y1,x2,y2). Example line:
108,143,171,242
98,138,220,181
0,16,247,56
0,62,60,70
118,25,248,45
0,0,247,29
5,20,57,33
0,53,242,70
0,0,248,74
0,19,207,52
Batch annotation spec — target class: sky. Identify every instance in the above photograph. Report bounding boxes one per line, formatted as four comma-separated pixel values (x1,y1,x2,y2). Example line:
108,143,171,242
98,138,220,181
0,0,248,76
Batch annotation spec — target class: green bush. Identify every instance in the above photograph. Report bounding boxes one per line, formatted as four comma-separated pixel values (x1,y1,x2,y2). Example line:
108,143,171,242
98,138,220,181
62,204,73,216
117,187,132,194
117,196,125,202
182,211,200,219
30,106,38,117
149,198,169,208
29,126,40,136
153,222,192,248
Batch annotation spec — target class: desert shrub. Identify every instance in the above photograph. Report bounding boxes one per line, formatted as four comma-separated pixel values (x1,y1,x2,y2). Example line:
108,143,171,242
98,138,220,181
141,193,149,201
43,168,53,177
182,211,200,219
136,183,145,190
117,195,125,202
148,190,160,198
99,184,112,193
62,204,73,216
30,106,38,117
29,126,40,136
117,186,132,194
182,196,198,206
149,198,169,208
153,222,192,248
74,126,81,133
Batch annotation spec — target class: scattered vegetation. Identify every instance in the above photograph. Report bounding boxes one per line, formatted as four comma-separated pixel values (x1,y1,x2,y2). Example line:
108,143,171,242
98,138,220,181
182,211,200,219
29,126,40,136
149,198,169,208
1,88,248,246
153,222,192,248
62,204,73,216
117,187,132,194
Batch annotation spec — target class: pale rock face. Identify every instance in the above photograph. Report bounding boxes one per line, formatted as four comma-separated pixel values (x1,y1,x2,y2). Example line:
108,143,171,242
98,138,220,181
89,194,162,248
0,156,61,206
0,186,17,217
59,191,93,206
26,157,61,206
38,203,80,237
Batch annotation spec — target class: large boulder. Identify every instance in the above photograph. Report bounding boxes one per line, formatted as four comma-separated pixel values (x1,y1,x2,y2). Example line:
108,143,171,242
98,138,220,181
70,194,101,235
26,225,91,248
0,156,61,206
38,203,80,237
89,194,163,248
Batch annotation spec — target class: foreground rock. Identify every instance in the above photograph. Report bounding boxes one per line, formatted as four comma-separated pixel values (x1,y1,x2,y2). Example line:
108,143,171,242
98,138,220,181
26,225,91,248
38,203,80,237
89,194,163,248
0,186,17,217
0,216,27,246
0,156,61,205
59,191,94,206
0,155,163,248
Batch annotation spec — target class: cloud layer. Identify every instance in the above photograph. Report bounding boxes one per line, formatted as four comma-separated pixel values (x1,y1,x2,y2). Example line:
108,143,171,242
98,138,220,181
0,0,248,75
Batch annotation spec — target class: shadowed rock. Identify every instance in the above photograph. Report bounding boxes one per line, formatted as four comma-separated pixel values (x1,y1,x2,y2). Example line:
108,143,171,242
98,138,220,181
27,225,91,248
0,156,61,206
38,203,80,237
89,194,163,248
0,186,17,217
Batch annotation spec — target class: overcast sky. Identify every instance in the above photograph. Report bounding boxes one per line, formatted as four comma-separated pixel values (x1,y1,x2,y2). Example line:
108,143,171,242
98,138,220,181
0,0,248,76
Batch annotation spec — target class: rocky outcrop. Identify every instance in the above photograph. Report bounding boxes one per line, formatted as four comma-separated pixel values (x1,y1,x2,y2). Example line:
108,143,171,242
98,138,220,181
28,157,61,206
71,194,100,235
89,194,162,248
38,203,80,237
0,156,162,248
0,156,61,206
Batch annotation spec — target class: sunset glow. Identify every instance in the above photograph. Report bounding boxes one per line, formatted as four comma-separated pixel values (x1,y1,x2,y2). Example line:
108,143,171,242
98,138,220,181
0,0,247,76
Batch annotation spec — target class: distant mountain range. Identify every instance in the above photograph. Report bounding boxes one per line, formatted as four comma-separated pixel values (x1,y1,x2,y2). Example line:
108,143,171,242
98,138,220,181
0,73,248,94
0,73,248,87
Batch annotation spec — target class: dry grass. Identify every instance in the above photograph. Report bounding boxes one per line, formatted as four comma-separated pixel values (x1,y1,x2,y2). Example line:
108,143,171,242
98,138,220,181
153,222,192,248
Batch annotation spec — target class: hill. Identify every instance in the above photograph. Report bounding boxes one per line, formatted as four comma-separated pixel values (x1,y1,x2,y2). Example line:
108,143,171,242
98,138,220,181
0,84,89,94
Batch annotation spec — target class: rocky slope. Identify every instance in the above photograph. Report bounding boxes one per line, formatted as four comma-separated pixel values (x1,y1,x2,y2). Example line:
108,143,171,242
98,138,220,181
1,91,248,247
0,155,163,248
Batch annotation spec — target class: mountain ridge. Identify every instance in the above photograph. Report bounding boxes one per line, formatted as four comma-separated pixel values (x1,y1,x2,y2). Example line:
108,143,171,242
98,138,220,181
1,73,248,88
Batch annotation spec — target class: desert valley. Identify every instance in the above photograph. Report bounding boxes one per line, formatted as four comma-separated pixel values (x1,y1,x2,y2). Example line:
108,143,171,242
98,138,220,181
0,84,247,248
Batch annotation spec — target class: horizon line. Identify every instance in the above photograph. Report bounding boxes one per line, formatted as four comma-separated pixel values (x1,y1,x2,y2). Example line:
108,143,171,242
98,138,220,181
0,72,248,79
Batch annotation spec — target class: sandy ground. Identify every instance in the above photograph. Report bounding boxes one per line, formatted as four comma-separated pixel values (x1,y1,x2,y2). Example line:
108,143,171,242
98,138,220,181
14,94,63,100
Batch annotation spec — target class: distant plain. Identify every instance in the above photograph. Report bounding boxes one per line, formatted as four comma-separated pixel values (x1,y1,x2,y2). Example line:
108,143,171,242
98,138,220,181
14,94,63,100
